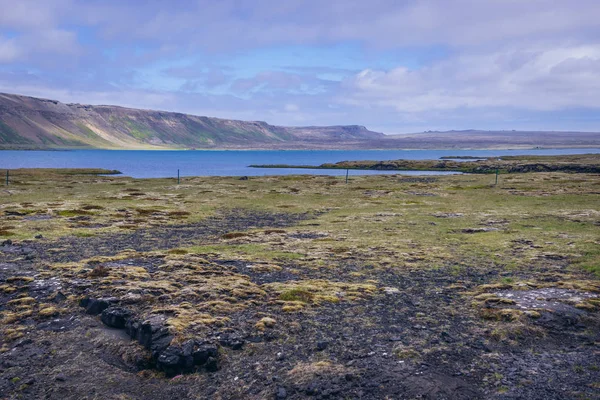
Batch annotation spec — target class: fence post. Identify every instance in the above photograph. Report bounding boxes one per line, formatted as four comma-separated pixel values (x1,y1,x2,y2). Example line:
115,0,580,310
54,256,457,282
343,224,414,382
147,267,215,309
177,169,180,185
5,170,8,186
345,169,349,184
495,168,499,185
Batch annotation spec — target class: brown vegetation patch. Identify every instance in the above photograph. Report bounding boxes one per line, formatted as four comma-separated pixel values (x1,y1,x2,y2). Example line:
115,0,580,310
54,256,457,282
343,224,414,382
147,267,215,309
222,232,249,239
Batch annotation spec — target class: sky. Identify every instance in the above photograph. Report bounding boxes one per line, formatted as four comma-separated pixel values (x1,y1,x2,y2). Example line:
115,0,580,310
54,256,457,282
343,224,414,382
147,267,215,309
0,0,599,134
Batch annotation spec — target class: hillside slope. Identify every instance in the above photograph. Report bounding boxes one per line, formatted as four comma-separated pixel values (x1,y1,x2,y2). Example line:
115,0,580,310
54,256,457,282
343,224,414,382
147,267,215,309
1,92,599,150
0,93,383,149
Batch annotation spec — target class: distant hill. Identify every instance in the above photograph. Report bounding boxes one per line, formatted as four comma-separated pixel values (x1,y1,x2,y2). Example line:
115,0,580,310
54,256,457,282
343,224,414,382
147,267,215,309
0,92,598,150
379,130,600,149
0,92,383,150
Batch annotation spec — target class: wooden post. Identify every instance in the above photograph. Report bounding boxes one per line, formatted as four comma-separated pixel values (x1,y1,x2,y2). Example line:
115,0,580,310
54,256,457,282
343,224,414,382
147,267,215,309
345,169,349,184
5,170,8,186
495,168,499,185
177,169,180,184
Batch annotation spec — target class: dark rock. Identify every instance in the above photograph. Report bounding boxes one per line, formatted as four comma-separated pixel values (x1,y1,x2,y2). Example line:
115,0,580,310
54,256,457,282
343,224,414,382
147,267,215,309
181,340,195,369
126,316,175,372
440,331,455,343
34,234,43,239
124,319,139,339
157,346,183,377
101,307,132,329
276,352,285,361
205,356,219,372
21,247,35,255
316,340,329,351
247,335,264,343
305,382,320,396
84,299,111,315
2,239,13,246
79,297,91,308
219,333,244,350
182,340,194,356
5,211,25,216
239,176,249,180
55,373,66,382
276,387,287,399
52,291,67,303
192,344,218,366
149,332,174,358
139,319,173,357
14,338,33,348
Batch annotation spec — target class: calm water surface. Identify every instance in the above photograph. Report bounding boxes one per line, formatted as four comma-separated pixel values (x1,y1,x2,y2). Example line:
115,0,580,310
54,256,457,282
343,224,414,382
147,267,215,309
1,149,599,178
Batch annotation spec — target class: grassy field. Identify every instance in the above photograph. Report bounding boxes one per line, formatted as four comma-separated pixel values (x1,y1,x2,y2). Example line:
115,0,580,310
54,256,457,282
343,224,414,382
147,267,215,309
0,166,599,399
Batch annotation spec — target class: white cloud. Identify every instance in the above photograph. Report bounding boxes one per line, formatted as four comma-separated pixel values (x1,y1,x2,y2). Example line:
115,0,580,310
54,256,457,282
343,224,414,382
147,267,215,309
0,29,81,64
0,0,72,29
65,0,600,50
341,45,600,113
0,36,20,63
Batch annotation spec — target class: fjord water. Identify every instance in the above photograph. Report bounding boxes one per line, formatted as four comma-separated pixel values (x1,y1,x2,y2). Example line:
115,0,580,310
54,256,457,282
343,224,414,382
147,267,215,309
1,149,599,178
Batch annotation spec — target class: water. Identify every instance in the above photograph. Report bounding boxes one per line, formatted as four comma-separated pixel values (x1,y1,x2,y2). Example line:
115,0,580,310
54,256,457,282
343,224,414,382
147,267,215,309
1,148,598,178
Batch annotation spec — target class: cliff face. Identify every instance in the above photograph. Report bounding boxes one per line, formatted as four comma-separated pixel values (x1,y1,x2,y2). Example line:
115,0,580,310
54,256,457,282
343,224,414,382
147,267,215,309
0,93,384,149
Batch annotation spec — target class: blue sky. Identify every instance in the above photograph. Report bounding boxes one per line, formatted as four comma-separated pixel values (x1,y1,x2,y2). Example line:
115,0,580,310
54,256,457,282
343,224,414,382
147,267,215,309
0,0,599,133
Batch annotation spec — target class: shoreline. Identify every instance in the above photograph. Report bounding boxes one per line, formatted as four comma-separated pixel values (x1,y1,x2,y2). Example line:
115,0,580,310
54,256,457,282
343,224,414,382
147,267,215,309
250,154,600,174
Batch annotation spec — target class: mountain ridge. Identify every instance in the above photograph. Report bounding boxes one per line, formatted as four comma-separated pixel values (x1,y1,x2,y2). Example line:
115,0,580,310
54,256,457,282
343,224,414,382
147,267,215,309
1,92,599,150
0,92,383,150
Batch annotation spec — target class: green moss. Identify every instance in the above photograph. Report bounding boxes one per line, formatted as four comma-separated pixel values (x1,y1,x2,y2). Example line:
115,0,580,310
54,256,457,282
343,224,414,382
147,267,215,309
280,288,314,302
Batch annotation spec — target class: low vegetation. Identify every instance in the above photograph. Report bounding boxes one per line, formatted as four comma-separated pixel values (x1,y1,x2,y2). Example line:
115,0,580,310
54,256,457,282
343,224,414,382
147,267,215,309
0,163,598,399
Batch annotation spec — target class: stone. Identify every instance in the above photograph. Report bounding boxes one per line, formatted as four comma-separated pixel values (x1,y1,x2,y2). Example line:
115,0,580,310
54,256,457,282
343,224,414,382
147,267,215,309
219,333,244,350
34,234,43,239
101,307,132,329
23,377,35,385
55,373,66,382
276,387,287,399
14,338,33,348
239,176,249,180
181,340,195,370
205,356,219,372
192,344,218,366
5,211,25,216
316,341,329,351
157,346,183,377
126,316,173,358
80,297,117,315
305,382,320,395
85,299,111,315
52,291,67,303
120,293,143,303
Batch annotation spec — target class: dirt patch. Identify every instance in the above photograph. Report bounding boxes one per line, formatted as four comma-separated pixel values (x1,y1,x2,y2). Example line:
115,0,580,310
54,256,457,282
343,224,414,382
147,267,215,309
18,209,315,264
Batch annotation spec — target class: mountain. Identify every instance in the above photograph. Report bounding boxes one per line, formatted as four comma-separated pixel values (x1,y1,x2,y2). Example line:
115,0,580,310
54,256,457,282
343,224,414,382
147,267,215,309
0,92,384,150
379,130,600,149
1,92,599,150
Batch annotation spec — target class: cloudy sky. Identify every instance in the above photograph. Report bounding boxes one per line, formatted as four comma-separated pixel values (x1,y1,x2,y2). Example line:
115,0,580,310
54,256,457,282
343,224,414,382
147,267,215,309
1,0,599,133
